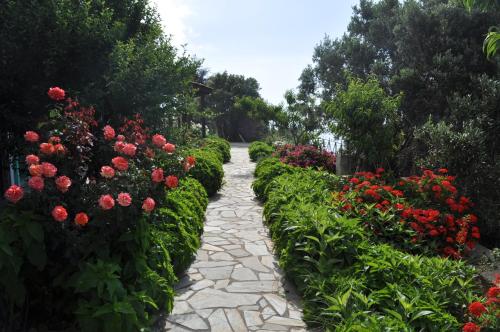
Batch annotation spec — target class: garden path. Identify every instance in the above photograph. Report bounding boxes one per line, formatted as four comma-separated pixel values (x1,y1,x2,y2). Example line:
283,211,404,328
161,143,307,332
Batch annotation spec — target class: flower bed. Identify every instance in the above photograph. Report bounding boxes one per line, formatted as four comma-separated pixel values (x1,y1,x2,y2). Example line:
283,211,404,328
0,88,213,331
251,153,492,331
274,144,336,172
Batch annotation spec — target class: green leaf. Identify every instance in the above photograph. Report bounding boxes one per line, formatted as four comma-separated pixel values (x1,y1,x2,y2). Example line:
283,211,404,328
411,310,434,321
26,222,44,242
27,244,47,269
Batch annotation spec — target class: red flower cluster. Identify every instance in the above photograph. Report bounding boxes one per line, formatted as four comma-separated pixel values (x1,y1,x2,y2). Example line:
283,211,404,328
336,168,479,257
274,144,336,172
463,274,500,331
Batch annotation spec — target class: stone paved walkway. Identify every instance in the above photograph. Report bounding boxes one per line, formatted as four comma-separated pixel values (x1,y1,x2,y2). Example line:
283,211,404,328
161,143,306,332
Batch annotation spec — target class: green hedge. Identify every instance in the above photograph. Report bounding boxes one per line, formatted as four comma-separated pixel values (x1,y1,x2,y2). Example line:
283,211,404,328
248,141,274,162
154,177,208,274
257,169,477,331
252,157,296,201
203,136,231,163
187,148,224,197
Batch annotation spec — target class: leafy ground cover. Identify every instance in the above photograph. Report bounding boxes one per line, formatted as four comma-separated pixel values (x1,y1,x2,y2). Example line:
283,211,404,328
252,152,498,331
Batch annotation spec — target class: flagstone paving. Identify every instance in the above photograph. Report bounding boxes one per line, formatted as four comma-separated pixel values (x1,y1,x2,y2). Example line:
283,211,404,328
160,143,307,332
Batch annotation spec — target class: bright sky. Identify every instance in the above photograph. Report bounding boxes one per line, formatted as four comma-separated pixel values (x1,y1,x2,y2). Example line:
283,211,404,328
152,0,359,105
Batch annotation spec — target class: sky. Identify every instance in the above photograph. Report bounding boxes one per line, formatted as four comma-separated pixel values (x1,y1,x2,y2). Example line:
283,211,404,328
152,0,359,105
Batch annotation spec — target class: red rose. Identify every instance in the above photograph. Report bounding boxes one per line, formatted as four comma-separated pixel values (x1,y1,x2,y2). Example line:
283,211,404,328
24,131,40,143
29,164,43,177
74,212,89,226
55,176,71,193
152,134,167,147
25,154,40,165
462,322,481,332
103,125,115,140
41,162,57,178
100,166,115,179
163,143,176,154
4,185,24,203
116,134,125,142
151,168,164,183
111,156,128,171
99,194,115,210
122,143,137,157
468,301,487,317
47,87,65,101
40,143,55,155
142,197,156,212
117,192,132,207
52,205,68,222
165,175,178,189
114,141,126,153
28,176,44,191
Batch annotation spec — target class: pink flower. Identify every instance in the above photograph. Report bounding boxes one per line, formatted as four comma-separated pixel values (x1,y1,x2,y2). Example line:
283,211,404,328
40,143,55,155
54,144,66,154
103,125,115,140
116,134,125,141
29,164,43,177
117,192,132,207
28,176,44,191
165,175,178,189
74,212,89,226
24,131,40,143
52,205,68,222
151,168,164,183
111,156,128,171
99,195,115,210
142,197,155,212
152,134,166,147
122,143,137,157
100,166,115,178
4,185,24,203
114,141,126,153
48,136,61,144
55,176,71,193
163,143,176,154
47,87,65,101
41,162,57,178
25,154,40,165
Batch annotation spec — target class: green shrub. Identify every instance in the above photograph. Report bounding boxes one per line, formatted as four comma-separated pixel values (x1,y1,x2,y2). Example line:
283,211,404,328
252,158,297,201
248,141,274,161
187,148,224,197
202,136,231,163
256,166,479,331
154,177,208,274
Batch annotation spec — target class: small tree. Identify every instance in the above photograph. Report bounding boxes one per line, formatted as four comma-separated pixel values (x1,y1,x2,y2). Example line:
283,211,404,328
326,76,402,169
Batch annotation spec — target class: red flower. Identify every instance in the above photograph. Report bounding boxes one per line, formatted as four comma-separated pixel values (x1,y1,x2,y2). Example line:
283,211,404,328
376,167,385,174
163,143,176,154
429,229,439,237
114,141,126,153
48,136,61,144
41,162,57,178
117,193,132,207
100,166,115,179
24,131,40,143
462,322,480,332
25,154,40,165
55,176,71,193
395,203,404,210
103,125,115,140
151,168,164,183
47,87,65,101
28,176,44,191
116,134,125,141
99,195,115,210
54,144,66,154
51,205,68,222
74,212,89,226
142,197,156,212
165,175,178,189
29,164,43,177
468,301,487,317
122,143,137,157
145,147,155,158
40,143,55,155
487,286,500,298
111,156,128,171
438,168,448,174
4,185,24,203
186,155,196,166
432,185,442,192
152,134,166,147
349,177,360,184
